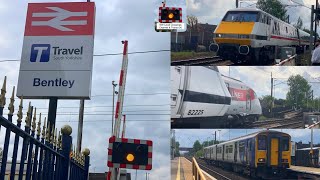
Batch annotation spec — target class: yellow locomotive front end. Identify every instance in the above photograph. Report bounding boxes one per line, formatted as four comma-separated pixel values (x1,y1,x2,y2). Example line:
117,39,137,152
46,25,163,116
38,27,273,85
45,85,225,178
211,9,262,64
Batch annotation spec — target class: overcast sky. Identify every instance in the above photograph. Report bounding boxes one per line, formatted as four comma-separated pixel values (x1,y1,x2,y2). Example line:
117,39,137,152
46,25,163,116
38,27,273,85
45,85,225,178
175,129,320,148
218,66,320,100
0,0,170,179
187,0,315,32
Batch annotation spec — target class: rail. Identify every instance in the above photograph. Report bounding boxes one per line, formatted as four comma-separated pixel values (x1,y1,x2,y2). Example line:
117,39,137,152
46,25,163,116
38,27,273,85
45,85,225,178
275,54,297,66
192,157,206,180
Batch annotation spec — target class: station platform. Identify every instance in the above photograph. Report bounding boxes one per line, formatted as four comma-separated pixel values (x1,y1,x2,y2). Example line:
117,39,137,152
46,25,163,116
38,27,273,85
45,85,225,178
171,157,216,180
289,165,320,175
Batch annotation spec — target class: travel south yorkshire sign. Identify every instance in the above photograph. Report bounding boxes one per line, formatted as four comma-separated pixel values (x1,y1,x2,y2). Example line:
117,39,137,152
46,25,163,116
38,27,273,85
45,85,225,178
17,2,95,99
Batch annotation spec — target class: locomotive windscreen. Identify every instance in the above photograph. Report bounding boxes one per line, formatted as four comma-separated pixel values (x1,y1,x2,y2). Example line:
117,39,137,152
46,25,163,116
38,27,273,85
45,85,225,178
223,11,259,22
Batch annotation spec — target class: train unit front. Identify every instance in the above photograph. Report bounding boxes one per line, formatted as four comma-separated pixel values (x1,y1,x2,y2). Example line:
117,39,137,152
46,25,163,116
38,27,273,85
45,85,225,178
254,131,291,178
203,130,291,179
211,8,309,64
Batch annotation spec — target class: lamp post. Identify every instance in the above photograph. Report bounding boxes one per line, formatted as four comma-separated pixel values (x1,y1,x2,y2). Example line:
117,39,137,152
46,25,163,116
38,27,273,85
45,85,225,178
112,81,118,135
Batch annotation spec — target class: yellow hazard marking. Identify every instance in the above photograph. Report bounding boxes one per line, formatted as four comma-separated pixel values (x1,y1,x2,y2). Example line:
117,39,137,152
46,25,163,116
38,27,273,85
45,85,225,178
176,157,181,180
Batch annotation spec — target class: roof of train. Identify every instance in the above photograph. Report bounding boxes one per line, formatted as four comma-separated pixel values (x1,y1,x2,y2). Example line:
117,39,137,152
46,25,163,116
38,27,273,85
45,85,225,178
204,130,290,149
225,8,310,36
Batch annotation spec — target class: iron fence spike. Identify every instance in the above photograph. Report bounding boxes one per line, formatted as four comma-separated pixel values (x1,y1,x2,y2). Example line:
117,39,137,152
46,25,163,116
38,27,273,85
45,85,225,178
0,76,7,107
37,113,42,136
42,117,46,138
8,86,15,115
31,107,37,132
17,95,23,124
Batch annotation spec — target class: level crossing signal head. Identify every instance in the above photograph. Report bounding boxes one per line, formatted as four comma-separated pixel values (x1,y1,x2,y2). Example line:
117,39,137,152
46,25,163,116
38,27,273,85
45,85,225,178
107,136,153,170
159,7,182,23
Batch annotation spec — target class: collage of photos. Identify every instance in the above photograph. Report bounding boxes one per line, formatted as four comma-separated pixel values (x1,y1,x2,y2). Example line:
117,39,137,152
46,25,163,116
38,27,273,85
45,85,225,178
1,0,320,180
169,0,320,180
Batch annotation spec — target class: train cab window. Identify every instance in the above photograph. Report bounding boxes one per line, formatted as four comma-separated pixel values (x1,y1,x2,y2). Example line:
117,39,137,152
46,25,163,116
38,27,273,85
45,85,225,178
223,11,259,22
282,137,289,151
258,135,267,150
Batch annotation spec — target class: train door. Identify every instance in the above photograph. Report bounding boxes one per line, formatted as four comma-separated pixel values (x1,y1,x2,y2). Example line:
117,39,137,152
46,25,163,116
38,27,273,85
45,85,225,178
270,138,279,166
246,140,249,164
223,145,225,161
234,142,238,162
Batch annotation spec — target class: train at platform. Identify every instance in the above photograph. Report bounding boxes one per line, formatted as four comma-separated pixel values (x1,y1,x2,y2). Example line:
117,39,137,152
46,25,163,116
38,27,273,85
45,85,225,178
210,8,310,64
171,66,261,127
203,130,291,179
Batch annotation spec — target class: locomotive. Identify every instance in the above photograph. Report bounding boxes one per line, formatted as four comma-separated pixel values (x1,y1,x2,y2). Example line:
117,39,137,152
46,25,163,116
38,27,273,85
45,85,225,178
210,8,310,64
203,130,291,179
171,66,261,128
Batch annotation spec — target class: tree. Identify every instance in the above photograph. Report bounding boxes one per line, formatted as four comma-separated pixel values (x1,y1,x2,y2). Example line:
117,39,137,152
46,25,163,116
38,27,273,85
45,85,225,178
294,17,303,29
193,140,202,153
174,142,180,156
187,15,198,30
257,0,289,22
259,95,275,109
286,75,311,108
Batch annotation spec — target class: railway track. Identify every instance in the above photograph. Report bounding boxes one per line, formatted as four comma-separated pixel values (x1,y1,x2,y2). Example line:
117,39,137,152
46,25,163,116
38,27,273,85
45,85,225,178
171,56,233,66
245,110,304,128
185,156,249,180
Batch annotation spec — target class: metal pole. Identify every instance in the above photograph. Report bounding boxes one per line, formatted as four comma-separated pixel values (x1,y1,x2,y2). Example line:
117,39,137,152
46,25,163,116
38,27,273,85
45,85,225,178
47,97,58,133
112,81,117,135
271,73,273,114
135,170,137,180
311,128,314,166
77,99,85,153
145,173,147,180
316,0,319,45
310,5,315,52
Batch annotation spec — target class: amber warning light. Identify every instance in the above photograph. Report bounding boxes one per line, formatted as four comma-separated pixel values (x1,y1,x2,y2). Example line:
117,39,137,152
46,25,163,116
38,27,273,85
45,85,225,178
157,7,184,30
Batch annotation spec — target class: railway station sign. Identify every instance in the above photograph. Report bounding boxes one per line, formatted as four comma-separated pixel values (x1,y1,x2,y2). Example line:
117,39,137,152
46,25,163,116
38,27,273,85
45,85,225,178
17,2,95,99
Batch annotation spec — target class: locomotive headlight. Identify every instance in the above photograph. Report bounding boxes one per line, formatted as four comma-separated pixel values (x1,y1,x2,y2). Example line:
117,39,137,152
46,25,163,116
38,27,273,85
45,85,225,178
258,158,265,162
282,159,288,163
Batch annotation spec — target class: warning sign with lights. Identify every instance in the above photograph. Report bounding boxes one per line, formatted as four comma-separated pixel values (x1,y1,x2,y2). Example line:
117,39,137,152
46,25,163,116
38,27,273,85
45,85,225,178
159,7,182,23
107,136,153,170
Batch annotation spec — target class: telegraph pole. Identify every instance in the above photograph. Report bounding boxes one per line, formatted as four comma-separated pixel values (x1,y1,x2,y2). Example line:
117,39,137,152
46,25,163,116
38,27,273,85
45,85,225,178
316,0,319,44
270,73,273,114
311,5,315,52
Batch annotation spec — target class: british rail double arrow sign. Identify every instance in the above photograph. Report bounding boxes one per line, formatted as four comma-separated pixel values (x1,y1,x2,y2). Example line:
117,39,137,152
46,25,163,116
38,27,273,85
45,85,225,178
17,2,96,99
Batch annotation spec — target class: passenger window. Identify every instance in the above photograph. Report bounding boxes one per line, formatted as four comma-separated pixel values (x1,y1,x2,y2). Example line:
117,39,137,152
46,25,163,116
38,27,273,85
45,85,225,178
258,135,266,150
282,137,289,151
